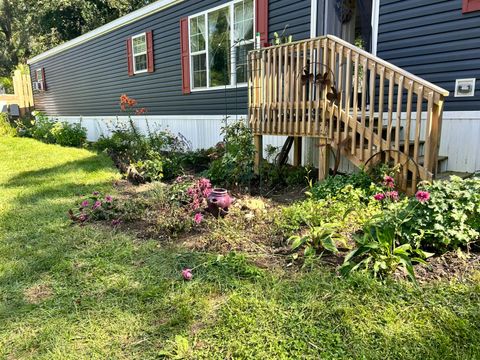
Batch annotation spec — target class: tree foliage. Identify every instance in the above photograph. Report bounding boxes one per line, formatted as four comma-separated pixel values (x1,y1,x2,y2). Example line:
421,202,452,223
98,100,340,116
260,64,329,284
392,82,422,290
0,0,155,76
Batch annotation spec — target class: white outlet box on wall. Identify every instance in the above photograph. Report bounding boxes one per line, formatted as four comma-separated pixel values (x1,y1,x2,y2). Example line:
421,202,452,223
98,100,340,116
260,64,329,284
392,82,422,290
455,78,476,97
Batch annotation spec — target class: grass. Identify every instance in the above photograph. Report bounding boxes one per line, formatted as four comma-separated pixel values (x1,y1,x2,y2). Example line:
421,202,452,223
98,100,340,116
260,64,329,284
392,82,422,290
0,137,479,359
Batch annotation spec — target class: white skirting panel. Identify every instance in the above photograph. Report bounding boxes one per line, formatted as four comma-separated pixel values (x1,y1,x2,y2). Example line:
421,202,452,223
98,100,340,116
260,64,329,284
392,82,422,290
51,111,480,173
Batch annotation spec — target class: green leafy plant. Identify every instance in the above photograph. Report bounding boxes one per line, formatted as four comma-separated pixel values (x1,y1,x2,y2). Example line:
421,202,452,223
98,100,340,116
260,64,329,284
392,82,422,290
133,150,164,182
50,121,87,147
208,119,256,188
402,176,480,251
289,224,339,261
341,224,432,283
0,113,16,137
31,112,55,143
309,170,375,200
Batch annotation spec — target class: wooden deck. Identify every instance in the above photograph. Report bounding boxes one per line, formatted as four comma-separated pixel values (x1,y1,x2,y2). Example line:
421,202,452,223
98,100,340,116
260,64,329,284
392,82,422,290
248,35,449,194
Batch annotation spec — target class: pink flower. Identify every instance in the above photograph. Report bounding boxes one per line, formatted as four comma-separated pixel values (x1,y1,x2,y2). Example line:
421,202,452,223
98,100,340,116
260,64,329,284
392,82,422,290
92,200,102,210
374,193,385,201
81,200,89,207
383,175,395,188
386,191,399,201
92,191,100,196
111,219,122,226
182,268,193,281
78,213,88,222
415,190,431,203
194,213,203,224
105,195,113,203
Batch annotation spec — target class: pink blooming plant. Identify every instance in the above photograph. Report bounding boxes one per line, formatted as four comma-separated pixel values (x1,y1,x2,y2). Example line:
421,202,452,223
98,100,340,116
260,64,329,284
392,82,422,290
374,193,386,201
386,191,399,201
182,268,193,281
92,200,102,210
81,200,89,208
105,195,113,203
194,213,203,224
383,175,395,188
415,190,431,203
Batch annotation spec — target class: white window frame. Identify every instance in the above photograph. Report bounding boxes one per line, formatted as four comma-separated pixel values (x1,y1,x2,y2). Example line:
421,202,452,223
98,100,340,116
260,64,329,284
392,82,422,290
36,69,43,83
132,32,148,74
188,0,256,92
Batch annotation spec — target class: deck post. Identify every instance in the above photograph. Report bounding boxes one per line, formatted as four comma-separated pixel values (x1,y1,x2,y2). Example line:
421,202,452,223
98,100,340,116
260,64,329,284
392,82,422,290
318,138,330,181
253,135,263,174
293,137,302,166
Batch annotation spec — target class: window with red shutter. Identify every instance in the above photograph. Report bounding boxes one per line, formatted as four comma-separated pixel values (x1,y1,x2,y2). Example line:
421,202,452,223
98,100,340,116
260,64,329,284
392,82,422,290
146,31,154,73
463,0,480,13
183,0,265,91
41,67,47,91
126,38,134,76
180,17,191,94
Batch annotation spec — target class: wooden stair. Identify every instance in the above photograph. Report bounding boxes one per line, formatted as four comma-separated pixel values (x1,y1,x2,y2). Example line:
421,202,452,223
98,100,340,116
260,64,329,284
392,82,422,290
248,35,450,194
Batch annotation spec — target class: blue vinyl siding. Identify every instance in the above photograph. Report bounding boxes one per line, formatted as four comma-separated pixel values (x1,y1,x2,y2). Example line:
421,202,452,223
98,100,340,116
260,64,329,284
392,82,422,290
30,0,311,116
377,0,480,111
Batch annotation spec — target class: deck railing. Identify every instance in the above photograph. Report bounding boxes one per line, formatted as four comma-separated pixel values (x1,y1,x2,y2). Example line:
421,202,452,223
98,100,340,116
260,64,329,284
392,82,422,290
248,35,449,193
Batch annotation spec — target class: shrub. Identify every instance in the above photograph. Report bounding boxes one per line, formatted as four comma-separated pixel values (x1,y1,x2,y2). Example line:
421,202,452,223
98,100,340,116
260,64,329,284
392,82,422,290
208,120,255,188
50,121,87,147
401,176,480,251
309,170,374,200
0,113,16,137
68,191,121,225
31,113,55,143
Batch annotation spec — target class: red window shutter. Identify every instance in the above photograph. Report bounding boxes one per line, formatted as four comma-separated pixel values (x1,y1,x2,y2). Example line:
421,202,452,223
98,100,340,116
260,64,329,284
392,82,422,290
41,67,47,91
255,0,269,47
463,0,480,13
126,38,134,76
146,31,155,73
180,17,191,94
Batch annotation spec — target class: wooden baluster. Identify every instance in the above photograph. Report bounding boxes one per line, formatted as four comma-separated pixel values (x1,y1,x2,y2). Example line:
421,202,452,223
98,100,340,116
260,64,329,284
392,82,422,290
277,46,283,134
262,49,267,134
322,38,329,135
343,48,352,142
368,61,376,159
329,40,336,139
262,49,272,133
272,47,278,133
412,86,424,191
283,45,289,134
431,97,444,175
402,80,414,192
423,91,434,175
395,76,404,165
248,52,255,131
289,45,295,135
359,57,368,161
314,39,322,135
308,40,315,135
336,45,344,143
351,53,359,155
377,66,385,158
301,42,307,135
295,43,301,135
385,70,395,163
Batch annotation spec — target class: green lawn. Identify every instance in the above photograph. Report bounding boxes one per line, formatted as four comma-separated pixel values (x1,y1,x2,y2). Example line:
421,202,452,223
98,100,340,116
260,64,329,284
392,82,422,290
1,137,479,359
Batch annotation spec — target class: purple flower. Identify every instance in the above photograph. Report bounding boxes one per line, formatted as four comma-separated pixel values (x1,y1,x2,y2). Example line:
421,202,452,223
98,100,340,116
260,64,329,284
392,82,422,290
182,268,193,281
92,191,100,196
415,190,431,203
105,195,113,203
374,193,385,201
92,200,102,210
194,213,203,224
383,175,395,188
80,200,89,208
111,219,122,226
386,191,399,201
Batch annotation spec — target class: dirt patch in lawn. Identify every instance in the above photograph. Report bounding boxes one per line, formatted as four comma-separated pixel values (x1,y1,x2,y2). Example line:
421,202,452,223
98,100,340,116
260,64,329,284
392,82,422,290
24,283,53,304
414,251,480,283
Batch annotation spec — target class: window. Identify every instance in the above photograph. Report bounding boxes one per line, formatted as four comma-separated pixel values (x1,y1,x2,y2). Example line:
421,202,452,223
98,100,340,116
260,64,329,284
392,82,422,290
189,0,255,90
463,0,480,13
36,69,43,83
132,33,148,74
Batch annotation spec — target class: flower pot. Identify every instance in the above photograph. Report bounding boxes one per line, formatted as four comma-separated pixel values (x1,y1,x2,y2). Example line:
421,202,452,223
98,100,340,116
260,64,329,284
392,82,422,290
207,188,233,217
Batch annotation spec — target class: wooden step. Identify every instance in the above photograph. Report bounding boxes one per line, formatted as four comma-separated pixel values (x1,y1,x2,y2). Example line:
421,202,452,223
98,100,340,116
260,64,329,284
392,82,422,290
434,171,473,181
417,155,448,166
